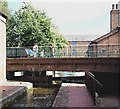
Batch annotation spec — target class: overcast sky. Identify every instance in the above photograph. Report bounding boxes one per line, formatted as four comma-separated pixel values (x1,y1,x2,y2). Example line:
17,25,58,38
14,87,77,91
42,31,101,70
7,0,119,36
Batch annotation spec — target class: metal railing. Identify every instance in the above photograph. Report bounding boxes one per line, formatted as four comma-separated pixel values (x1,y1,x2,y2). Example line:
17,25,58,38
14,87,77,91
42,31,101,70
6,44,120,58
85,70,102,105
88,44,120,58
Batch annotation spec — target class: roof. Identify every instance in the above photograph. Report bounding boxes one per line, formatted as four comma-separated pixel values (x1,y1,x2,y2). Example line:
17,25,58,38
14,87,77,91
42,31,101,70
0,12,7,19
91,27,120,44
63,35,100,41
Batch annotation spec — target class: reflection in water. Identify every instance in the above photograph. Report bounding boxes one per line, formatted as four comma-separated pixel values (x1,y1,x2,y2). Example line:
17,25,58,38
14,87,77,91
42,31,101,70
8,87,59,108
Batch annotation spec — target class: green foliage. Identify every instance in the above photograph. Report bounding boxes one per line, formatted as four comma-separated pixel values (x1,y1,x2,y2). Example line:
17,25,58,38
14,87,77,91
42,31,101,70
6,4,68,49
0,0,9,16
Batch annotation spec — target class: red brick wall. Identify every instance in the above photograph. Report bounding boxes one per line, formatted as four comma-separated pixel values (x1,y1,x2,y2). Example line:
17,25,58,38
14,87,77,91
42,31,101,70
97,30,119,45
89,28,120,57
110,10,119,31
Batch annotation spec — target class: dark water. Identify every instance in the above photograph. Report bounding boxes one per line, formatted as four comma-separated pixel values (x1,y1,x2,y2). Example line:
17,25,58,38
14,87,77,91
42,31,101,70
6,87,59,108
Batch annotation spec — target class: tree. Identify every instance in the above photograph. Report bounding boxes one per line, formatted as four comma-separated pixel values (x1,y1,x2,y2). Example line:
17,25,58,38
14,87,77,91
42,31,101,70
6,4,68,49
0,0,9,16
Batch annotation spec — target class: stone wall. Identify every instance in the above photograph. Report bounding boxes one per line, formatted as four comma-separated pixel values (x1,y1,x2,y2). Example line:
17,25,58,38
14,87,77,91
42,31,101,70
0,12,7,83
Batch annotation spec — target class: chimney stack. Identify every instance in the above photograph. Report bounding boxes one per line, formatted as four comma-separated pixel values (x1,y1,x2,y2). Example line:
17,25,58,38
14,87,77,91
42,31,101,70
110,3,119,31
118,1,120,27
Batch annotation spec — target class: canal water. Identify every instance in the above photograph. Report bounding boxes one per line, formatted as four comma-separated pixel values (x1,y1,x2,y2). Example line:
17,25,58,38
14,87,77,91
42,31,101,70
6,87,59,108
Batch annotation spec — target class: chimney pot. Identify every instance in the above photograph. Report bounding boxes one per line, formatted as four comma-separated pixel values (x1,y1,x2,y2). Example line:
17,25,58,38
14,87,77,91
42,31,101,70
116,4,118,9
112,4,114,10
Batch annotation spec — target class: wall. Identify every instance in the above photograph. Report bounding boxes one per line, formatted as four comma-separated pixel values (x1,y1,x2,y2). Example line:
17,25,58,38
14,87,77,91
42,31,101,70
0,13,7,83
88,27,120,57
93,72,119,96
110,10,119,31
99,31,119,44
118,1,120,26
61,41,90,57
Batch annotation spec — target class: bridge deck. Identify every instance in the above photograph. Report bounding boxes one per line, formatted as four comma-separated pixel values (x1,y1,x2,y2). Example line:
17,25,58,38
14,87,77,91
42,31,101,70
6,57,120,73
52,83,94,107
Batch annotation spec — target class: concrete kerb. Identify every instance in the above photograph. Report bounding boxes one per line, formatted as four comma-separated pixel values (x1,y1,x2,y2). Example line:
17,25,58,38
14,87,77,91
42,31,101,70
0,81,33,108
2,81,33,89
0,86,26,108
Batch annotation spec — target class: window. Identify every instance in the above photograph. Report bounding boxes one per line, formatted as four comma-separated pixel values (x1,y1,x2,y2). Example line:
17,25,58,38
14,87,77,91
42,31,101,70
71,41,77,45
72,49,77,56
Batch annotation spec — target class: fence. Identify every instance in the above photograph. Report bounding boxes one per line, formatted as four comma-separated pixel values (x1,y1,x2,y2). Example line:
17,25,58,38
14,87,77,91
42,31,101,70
6,44,120,58
88,44,120,57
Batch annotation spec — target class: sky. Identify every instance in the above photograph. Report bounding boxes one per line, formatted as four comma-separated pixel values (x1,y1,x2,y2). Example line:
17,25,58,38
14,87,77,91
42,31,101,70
7,0,119,36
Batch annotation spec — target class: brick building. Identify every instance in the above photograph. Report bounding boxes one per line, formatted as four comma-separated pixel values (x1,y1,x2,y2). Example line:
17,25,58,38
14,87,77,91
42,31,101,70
88,3,120,57
87,2,120,95
62,35,99,57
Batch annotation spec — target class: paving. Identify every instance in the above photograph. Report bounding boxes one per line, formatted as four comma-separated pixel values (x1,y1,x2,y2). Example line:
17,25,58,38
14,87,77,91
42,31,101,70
96,96,120,107
0,85,26,108
52,83,94,107
0,81,33,108
0,82,119,108
52,83,120,108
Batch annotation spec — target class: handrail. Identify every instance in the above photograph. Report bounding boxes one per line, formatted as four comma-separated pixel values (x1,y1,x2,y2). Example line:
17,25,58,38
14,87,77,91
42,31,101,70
85,70,102,105
86,70,102,87
6,44,120,58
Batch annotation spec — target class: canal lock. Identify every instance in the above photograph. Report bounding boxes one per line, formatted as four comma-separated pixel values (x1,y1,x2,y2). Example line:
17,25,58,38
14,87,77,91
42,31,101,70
5,71,61,108
4,71,85,108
